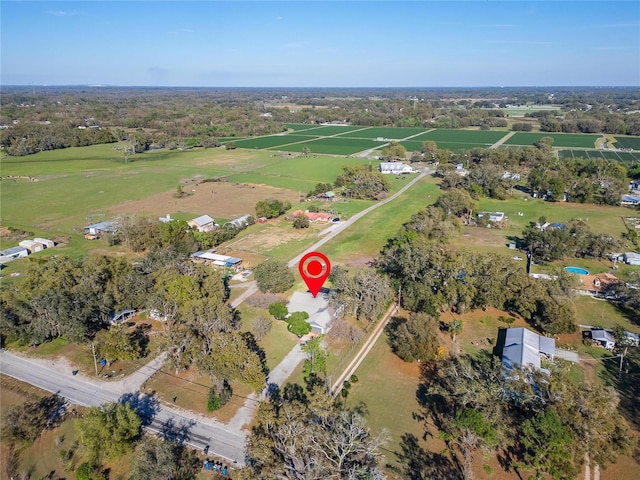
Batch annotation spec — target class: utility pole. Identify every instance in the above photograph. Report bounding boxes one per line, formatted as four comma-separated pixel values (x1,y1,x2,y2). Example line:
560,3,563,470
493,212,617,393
91,341,98,376
619,347,628,380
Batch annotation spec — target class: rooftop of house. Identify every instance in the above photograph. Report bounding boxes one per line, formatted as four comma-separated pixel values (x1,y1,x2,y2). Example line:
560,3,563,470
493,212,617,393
502,327,555,372
189,214,215,226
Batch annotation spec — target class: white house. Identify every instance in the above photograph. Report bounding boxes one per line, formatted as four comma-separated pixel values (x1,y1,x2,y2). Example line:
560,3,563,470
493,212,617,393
188,214,217,232
379,162,414,174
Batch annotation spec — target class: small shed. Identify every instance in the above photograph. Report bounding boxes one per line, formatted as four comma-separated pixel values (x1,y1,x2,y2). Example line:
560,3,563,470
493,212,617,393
33,237,55,249
19,239,43,253
0,246,29,263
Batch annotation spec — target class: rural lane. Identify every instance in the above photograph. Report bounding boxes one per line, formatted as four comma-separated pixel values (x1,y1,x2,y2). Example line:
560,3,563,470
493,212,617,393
0,350,247,464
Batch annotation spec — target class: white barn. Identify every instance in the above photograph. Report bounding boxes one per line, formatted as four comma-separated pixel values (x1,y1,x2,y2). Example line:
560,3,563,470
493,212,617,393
379,162,414,174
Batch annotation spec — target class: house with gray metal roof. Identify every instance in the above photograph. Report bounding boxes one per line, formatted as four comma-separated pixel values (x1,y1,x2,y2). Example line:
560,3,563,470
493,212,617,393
0,246,29,264
501,327,555,372
187,214,217,232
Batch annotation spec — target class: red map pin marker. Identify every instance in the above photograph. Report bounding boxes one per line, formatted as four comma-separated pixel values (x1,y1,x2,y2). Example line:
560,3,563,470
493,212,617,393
299,251,331,298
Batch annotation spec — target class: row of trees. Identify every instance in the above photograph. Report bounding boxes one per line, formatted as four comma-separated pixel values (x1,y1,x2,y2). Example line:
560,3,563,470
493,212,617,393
435,139,628,205
378,204,580,335
114,215,246,254
521,219,622,262
415,353,634,480
334,165,391,200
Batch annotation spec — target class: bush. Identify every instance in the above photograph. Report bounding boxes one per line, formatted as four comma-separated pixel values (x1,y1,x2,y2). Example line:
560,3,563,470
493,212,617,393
207,382,232,411
287,311,311,337
349,374,359,383
268,301,288,320
76,462,98,480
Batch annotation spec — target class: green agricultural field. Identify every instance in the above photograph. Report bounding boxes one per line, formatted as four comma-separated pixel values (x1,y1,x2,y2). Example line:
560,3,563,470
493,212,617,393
557,148,640,166
504,132,602,148
290,124,364,136
400,139,489,152
229,134,318,149
276,136,381,155
613,136,640,150
284,123,323,132
338,126,427,140
410,128,508,145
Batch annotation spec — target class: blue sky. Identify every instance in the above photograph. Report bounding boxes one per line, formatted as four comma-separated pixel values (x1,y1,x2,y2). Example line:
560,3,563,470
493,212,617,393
1,1,639,87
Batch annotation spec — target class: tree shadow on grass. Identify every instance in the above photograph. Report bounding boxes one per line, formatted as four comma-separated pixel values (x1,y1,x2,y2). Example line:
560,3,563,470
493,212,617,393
392,433,461,480
118,392,160,426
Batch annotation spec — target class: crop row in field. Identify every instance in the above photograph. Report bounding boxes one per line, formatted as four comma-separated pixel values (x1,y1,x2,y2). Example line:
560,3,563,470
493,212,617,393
275,136,381,155
614,136,640,150
504,132,602,148
335,126,426,140
411,128,508,144
558,148,640,165
232,134,318,149
293,124,365,136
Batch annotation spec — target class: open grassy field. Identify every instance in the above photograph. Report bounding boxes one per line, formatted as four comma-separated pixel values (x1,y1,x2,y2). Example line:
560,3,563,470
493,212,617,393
320,175,441,264
504,131,603,148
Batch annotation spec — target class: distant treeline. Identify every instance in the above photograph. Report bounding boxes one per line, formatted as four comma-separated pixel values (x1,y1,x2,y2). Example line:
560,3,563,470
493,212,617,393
1,86,639,156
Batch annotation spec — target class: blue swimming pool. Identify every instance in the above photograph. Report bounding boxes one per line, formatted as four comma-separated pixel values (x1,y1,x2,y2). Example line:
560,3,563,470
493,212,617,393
564,266,589,275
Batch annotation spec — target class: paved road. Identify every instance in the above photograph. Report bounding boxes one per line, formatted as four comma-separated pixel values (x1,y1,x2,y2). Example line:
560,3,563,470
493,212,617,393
0,350,246,464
